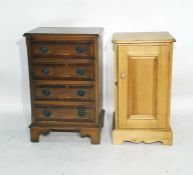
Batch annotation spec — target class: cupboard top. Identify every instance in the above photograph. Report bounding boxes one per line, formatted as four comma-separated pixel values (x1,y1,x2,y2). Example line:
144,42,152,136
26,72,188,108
112,32,176,44
23,27,104,36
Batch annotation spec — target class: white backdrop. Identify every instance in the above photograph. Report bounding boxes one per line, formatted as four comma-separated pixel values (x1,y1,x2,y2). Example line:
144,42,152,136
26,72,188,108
0,0,193,114
1,1,193,175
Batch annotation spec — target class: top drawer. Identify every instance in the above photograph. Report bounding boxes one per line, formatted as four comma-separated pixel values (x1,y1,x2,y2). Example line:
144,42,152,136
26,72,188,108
30,41,94,58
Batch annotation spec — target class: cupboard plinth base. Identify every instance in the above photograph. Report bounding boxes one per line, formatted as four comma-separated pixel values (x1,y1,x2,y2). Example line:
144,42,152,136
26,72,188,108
112,128,173,145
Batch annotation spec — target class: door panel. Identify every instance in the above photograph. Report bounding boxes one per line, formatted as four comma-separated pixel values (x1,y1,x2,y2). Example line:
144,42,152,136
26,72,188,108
118,45,170,129
128,56,157,119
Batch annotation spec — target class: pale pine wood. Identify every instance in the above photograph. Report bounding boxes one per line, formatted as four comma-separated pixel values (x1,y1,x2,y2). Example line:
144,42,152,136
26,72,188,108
112,128,173,145
113,32,175,145
114,45,119,129
127,56,157,120
112,32,176,44
118,45,170,129
167,44,174,127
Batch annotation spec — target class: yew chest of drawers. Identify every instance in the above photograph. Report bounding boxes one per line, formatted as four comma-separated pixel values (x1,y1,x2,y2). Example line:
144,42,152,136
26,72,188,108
112,32,176,145
24,27,105,144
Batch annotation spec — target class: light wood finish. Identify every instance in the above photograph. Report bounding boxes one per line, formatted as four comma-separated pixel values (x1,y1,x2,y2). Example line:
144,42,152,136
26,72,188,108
113,32,175,145
113,128,173,145
112,32,176,44
24,27,105,144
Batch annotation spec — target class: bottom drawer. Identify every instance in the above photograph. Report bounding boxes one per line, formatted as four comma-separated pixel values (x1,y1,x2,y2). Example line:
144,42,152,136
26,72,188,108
33,106,95,122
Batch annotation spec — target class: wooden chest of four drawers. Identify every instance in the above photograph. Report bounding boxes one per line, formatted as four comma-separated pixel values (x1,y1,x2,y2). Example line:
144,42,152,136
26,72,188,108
24,27,105,144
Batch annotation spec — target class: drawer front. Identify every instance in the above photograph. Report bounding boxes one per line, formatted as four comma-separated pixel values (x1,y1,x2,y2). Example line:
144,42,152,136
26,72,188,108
34,85,95,101
32,63,94,80
31,41,94,57
34,106,95,121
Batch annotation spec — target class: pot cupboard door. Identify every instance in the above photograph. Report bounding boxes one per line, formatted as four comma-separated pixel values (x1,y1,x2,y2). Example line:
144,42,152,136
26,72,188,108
118,45,170,129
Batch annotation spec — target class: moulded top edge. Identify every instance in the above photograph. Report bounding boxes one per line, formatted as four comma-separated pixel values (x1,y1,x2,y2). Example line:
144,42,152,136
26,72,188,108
112,32,176,44
23,27,104,36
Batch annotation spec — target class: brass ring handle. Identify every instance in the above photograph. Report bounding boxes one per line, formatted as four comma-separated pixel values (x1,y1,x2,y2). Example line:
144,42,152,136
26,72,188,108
120,72,126,79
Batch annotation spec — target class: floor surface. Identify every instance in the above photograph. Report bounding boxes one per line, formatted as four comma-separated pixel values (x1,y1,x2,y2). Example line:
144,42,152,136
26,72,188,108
0,95,193,175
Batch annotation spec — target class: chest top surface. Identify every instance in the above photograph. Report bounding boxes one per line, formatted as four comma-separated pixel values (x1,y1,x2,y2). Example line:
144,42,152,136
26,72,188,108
24,27,104,36
112,32,176,44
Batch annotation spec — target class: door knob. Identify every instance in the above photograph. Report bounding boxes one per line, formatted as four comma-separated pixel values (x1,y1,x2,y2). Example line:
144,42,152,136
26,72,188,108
120,73,126,79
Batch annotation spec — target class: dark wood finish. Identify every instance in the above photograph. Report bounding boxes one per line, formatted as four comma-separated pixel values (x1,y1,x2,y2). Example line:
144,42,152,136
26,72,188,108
30,127,50,142
31,41,94,57
24,27,105,144
24,27,103,35
80,128,100,144
34,85,95,101
33,105,95,121
32,63,95,80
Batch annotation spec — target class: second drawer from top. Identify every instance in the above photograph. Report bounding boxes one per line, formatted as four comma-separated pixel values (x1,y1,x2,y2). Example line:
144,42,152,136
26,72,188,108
32,62,95,81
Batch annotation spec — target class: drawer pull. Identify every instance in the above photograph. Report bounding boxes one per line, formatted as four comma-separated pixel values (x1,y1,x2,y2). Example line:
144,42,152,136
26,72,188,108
42,88,50,96
76,47,84,54
77,90,85,96
76,68,84,76
43,110,51,117
40,46,48,54
78,107,85,117
41,67,49,76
